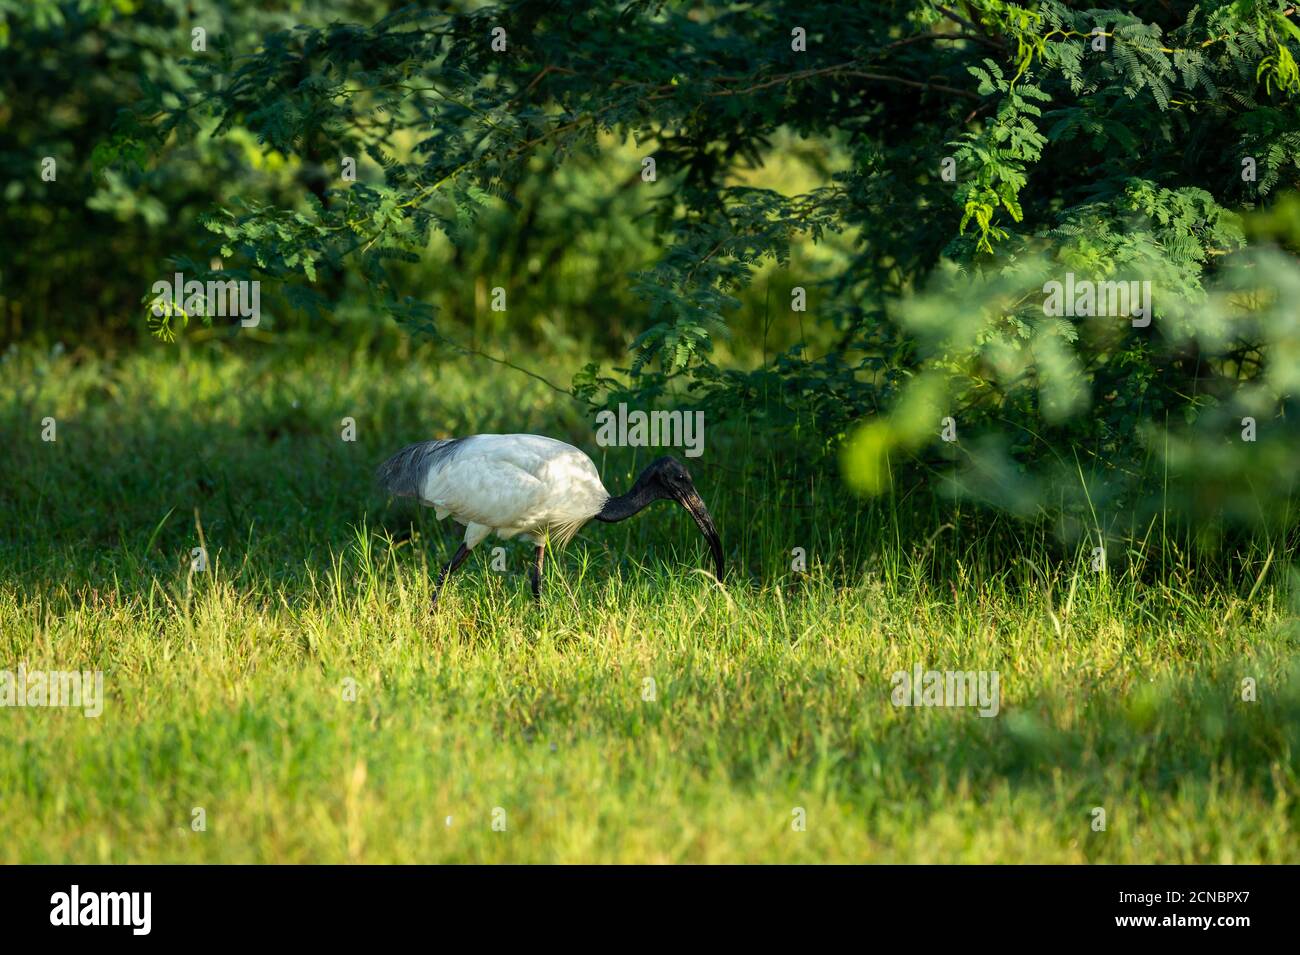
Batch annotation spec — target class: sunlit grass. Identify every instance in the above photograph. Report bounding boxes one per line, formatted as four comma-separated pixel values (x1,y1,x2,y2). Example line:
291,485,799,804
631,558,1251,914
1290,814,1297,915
0,343,1296,862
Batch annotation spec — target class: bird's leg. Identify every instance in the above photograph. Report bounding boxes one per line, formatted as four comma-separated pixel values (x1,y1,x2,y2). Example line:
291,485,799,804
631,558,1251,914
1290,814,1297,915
430,542,472,610
529,544,545,601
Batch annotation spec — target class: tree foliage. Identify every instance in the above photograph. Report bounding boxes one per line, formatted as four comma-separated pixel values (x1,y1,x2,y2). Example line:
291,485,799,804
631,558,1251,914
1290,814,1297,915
6,0,1300,539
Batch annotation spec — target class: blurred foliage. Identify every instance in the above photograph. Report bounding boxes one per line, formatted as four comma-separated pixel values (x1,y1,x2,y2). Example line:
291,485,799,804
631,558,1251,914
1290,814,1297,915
2,0,1299,550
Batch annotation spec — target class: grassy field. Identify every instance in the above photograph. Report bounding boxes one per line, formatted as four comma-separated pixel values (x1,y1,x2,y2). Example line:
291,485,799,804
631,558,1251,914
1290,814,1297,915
1,342,1297,863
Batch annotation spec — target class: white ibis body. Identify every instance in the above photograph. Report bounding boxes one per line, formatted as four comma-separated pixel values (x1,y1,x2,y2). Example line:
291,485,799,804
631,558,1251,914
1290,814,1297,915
376,434,724,605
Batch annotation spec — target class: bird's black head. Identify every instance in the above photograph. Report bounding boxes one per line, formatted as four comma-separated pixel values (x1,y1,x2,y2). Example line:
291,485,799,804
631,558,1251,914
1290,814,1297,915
640,456,694,493
638,456,724,581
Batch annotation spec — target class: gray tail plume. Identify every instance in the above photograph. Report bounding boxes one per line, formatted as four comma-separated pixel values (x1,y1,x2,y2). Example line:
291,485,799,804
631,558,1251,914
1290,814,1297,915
375,438,465,499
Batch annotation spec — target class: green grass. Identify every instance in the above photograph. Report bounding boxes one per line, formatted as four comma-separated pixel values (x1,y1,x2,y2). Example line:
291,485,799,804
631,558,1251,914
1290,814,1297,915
1,342,1297,863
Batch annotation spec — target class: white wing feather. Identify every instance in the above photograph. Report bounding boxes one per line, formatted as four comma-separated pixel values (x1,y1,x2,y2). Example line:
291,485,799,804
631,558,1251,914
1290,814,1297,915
419,435,609,546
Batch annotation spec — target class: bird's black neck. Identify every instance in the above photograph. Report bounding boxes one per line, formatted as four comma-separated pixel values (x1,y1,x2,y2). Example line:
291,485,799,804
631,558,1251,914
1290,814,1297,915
595,481,666,523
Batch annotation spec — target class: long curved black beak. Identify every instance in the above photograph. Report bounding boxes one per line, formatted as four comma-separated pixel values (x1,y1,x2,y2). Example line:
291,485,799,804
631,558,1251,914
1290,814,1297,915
676,484,724,581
